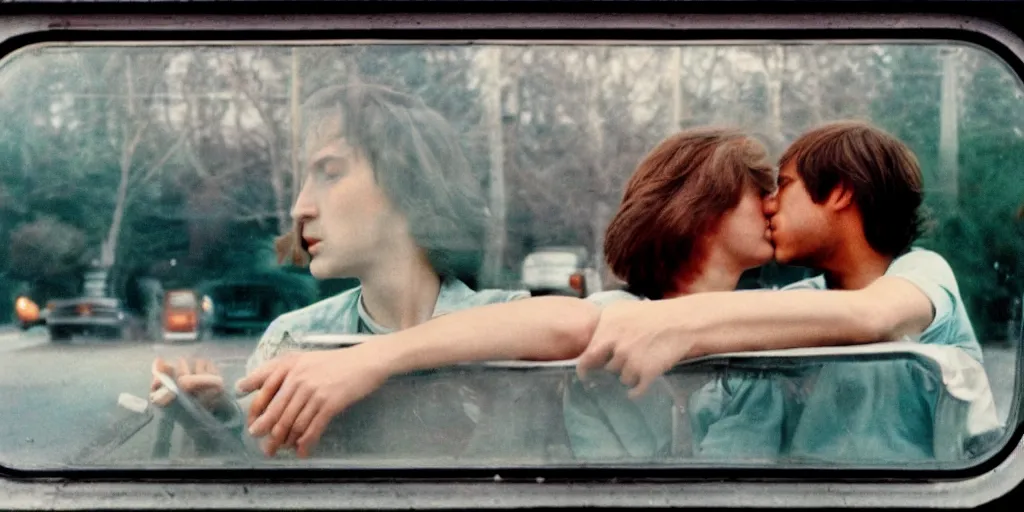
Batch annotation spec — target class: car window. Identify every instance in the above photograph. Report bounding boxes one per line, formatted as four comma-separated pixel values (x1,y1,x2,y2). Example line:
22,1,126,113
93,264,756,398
167,293,196,309
0,40,1020,475
524,252,580,267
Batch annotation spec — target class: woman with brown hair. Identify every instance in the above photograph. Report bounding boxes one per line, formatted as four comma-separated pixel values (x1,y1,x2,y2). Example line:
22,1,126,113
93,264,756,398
237,126,779,459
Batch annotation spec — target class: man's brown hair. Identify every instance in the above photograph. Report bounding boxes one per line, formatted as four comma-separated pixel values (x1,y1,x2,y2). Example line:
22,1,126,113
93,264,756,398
603,127,775,299
779,120,924,257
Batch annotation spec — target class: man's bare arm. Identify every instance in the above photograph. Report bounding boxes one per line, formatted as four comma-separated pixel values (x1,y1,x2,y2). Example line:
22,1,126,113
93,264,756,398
578,276,936,396
678,275,935,357
379,295,600,373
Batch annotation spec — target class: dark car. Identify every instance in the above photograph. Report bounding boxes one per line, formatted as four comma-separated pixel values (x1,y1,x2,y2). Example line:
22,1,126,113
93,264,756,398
45,296,140,341
200,273,317,337
44,267,153,342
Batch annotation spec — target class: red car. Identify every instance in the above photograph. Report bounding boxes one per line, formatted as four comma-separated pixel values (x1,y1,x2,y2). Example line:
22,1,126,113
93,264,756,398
161,289,210,342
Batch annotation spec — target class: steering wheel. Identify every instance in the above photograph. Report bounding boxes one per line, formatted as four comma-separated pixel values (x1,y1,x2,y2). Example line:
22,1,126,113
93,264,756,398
151,371,251,460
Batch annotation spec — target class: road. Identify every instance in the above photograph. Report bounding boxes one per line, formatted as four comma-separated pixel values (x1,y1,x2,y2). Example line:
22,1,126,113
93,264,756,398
0,327,256,468
0,326,1018,468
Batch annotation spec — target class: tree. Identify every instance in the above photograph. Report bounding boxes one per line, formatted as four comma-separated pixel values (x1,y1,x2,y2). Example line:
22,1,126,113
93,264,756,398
8,217,89,298
873,44,1024,341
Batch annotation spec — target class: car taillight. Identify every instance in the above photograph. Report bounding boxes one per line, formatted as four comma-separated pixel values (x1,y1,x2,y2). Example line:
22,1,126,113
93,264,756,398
15,297,40,322
569,273,585,293
165,311,196,332
77,304,93,316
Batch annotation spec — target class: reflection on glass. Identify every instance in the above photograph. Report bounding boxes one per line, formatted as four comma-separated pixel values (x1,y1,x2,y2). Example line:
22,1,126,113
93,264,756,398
0,42,1019,470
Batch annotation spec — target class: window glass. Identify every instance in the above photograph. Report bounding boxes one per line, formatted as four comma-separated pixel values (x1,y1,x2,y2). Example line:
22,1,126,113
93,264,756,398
167,293,196,309
0,42,1019,470
524,252,581,268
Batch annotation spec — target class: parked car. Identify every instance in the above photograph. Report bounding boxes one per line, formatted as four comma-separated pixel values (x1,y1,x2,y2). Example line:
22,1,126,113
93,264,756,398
160,289,210,342
521,246,603,298
45,296,142,342
200,274,316,337
44,267,147,342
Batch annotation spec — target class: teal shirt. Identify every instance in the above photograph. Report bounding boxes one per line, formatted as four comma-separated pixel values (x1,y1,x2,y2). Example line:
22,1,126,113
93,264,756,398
565,248,985,463
692,248,985,463
562,290,679,461
783,250,983,462
562,290,795,463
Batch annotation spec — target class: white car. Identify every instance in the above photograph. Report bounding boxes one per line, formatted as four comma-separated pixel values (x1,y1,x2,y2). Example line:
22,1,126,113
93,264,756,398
521,246,603,297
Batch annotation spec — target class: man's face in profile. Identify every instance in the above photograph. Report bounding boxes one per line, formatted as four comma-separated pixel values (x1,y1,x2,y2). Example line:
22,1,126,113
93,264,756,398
765,161,833,267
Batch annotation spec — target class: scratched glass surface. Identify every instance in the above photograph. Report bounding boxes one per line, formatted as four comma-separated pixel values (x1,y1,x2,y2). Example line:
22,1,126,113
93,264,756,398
0,42,1018,469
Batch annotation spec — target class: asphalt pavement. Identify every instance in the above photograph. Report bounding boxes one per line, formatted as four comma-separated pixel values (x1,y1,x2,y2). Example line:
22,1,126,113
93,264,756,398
0,327,255,468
